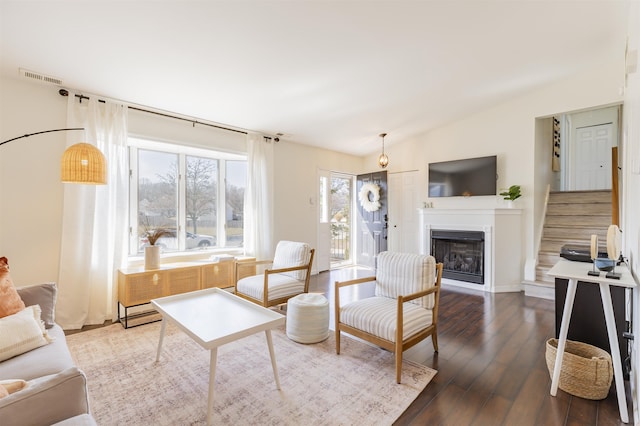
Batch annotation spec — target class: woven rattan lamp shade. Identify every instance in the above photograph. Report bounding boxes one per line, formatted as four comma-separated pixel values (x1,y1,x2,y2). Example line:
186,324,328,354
61,143,107,184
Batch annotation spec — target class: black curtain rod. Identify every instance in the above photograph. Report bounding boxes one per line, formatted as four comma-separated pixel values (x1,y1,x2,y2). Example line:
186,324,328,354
0,127,84,146
57,89,272,139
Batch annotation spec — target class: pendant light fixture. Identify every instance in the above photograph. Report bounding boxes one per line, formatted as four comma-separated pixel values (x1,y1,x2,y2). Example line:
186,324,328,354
378,133,389,169
61,141,107,184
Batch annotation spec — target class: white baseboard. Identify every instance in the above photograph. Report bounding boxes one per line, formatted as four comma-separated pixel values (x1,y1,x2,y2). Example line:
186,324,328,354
441,279,485,292
523,280,555,300
442,279,522,293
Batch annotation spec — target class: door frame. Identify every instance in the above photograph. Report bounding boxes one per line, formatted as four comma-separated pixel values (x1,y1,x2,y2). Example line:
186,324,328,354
564,106,619,190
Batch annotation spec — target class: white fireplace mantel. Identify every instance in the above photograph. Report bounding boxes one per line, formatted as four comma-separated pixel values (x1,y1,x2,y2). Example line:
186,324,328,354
418,208,523,293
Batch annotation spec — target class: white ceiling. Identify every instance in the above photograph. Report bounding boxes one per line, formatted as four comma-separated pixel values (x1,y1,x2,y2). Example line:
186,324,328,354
0,1,629,156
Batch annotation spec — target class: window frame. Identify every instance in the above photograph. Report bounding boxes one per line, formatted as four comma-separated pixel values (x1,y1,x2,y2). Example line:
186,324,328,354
128,137,246,256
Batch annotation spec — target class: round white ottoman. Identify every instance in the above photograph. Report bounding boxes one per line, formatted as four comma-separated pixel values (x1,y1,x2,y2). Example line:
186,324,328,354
286,293,330,344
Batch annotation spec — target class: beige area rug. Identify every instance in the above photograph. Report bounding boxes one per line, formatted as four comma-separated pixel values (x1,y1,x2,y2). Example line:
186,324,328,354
66,321,436,425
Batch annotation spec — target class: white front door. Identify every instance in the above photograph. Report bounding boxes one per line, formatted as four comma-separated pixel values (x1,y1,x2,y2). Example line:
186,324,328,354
356,171,387,268
573,123,613,190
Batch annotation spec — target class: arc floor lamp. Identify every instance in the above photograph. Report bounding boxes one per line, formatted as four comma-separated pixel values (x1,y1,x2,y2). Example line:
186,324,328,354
0,128,106,185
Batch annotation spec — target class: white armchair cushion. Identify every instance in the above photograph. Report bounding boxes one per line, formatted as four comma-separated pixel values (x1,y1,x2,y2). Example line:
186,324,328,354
272,241,311,281
340,296,433,342
236,274,305,302
375,252,436,309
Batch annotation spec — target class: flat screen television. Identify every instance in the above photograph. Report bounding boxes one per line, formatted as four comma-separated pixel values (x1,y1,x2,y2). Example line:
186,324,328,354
428,155,497,197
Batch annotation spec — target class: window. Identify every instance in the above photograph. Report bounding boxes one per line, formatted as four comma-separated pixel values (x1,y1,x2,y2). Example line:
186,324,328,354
225,161,246,247
129,137,246,255
319,175,328,223
330,174,352,266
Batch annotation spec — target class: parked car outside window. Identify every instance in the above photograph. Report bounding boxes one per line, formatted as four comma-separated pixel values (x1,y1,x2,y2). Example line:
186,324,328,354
139,229,216,251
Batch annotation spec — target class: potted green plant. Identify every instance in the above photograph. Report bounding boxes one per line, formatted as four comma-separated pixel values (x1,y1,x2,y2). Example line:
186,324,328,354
499,185,521,207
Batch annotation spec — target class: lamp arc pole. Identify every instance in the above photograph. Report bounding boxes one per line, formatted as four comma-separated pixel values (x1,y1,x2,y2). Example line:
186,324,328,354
0,128,84,146
0,128,107,185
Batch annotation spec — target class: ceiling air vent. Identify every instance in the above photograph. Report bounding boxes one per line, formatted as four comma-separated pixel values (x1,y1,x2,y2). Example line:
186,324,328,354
19,68,63,86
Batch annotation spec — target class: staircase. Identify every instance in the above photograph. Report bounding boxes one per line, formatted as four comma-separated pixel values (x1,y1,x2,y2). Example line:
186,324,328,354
532,190,612,297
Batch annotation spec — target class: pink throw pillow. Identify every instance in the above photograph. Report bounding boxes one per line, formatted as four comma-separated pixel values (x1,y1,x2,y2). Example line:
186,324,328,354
0,257,26,318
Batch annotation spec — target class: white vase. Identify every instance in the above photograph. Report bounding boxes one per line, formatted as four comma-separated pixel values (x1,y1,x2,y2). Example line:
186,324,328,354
145,245,161,270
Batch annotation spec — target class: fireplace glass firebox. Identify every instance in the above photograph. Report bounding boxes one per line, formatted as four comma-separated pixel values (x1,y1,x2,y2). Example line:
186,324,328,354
431,230,484,284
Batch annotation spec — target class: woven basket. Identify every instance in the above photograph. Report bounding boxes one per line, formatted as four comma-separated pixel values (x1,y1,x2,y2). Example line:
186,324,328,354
545,338,613,400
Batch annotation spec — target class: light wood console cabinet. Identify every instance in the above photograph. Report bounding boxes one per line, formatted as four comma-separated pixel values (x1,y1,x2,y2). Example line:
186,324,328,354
200,257,256,289
118,258,255,328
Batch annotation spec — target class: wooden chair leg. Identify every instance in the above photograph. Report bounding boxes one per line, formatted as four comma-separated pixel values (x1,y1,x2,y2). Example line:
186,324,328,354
395,340,403,384
432,330,439,352
335,328,341,355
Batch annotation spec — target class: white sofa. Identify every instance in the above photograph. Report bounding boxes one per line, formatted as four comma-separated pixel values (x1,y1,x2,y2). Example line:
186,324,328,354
0,283,93,426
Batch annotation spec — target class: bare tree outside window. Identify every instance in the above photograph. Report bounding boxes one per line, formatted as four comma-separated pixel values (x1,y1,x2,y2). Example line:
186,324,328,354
138,150,178,232
330,176,351,264
186,156,217,235
226,161,246,247
130,141,246,255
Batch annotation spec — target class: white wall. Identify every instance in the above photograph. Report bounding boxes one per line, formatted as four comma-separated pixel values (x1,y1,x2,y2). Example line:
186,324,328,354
272,139,363,254
128,108,246,153
624,0,640,280
623,2,640,423
366,61,625,285
0,75,363,285
0,48,629,295
0,77,68,285
532,116,554,273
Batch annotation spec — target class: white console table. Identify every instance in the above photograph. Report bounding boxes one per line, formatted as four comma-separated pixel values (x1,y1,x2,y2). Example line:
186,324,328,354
548,259,636,423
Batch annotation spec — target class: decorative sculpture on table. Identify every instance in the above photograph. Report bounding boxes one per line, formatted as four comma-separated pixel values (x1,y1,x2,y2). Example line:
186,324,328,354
605,224,622,280
588,234,600,276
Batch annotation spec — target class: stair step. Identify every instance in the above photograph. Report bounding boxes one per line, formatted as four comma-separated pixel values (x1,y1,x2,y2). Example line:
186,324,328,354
535,266,556,284
540,239,591,253
538,252,560,267
548,190,612,204
524,280,555,300
546,202,611,216
537,190,614,287
526,279,555,289
545,215,612,227
542,226,609,240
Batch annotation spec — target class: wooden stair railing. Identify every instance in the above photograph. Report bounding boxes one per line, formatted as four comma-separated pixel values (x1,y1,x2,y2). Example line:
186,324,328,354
612,146,619,227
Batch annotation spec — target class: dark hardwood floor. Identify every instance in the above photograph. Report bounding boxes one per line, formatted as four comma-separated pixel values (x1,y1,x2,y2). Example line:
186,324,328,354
68,265,633,425
309,267,633,426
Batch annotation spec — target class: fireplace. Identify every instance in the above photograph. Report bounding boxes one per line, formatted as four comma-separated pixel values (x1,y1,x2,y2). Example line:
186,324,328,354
431,230,484,284
419,208,522,293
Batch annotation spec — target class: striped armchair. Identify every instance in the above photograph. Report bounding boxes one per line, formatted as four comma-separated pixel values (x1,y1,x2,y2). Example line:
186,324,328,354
335,251,443,383
235,241,315,308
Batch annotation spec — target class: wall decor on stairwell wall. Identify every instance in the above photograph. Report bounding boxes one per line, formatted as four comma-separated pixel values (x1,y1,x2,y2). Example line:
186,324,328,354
553,116,561,172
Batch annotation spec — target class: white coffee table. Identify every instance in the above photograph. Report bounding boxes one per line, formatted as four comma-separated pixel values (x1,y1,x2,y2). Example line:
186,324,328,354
151,288,286,425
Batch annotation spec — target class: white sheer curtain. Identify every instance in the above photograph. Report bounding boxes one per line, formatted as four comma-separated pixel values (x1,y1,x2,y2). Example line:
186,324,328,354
243,133,274,260
56,95,129,329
